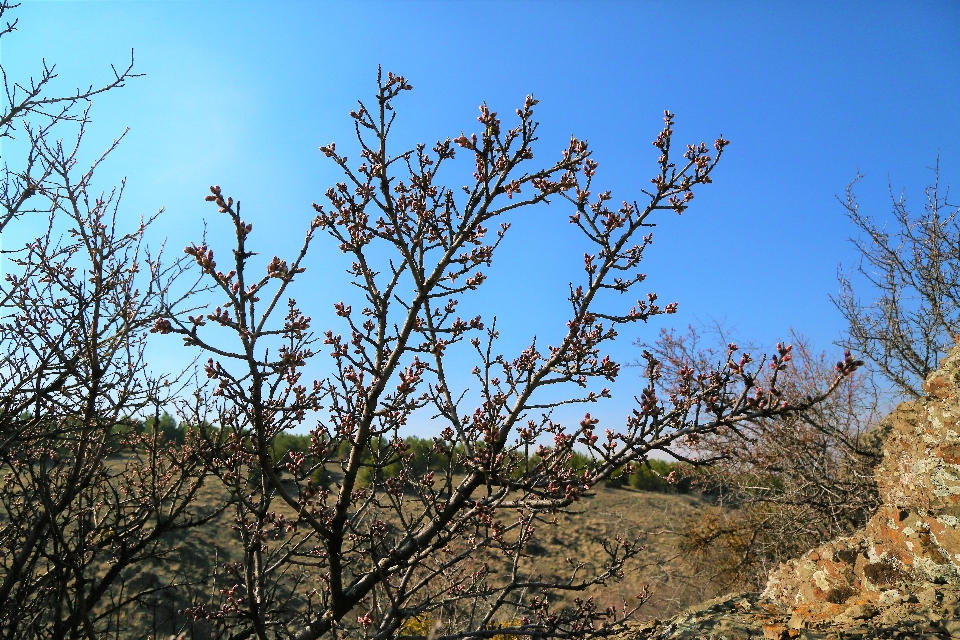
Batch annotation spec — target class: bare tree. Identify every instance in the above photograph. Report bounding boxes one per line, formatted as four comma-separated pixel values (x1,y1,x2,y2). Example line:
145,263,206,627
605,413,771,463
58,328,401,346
654,162,959,593
0,4,219,637
835,161,959,399
644,326,880,591
158,71,859,640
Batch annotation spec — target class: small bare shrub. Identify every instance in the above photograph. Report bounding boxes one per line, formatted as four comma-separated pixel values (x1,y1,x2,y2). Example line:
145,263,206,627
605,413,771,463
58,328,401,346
0,3,218,637
835,162,959,399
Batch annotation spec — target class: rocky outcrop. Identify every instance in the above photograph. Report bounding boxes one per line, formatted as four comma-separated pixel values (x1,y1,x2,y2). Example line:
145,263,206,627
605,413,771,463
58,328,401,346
634,345,960,639
629,587,960,639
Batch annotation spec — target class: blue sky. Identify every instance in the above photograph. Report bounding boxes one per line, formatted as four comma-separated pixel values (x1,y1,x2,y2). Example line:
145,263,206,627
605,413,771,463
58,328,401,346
6,0,959,433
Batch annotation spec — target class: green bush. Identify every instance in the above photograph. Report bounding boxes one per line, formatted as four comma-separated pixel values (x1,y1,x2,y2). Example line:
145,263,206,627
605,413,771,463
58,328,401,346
145,412,185,444
629,459,670,491
605,467,627,488
569,450,593,472
403,436,434,476
272,432,312,461
356,460,401,487
606,459,692,493
310,465,332,488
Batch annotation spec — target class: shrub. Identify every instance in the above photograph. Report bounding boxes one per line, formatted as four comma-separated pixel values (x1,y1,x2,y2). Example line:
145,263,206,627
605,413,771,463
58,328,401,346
0,6,215,635
310,464,332,489
628,459,691,493
162,74,856,639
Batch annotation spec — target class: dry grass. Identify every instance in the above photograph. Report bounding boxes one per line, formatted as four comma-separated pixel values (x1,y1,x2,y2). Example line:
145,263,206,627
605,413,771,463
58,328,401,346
150,473,724,635
529,484,728,619
7,458,728,637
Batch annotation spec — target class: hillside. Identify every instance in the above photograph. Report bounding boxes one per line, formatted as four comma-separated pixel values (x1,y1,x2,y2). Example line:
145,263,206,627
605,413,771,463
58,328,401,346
108,473,727,638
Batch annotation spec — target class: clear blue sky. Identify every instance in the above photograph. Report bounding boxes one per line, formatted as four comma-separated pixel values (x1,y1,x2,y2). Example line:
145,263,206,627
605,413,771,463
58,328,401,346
7,0,959,433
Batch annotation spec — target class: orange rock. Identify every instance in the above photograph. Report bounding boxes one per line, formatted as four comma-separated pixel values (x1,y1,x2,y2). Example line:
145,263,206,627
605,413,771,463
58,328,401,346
761,345,960,623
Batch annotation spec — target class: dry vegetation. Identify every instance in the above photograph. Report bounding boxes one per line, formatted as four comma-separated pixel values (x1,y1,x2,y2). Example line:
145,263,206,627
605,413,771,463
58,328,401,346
91,460,727,639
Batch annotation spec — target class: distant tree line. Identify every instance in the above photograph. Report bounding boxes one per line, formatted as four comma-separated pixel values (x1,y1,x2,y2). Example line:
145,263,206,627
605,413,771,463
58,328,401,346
140,412,696,495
